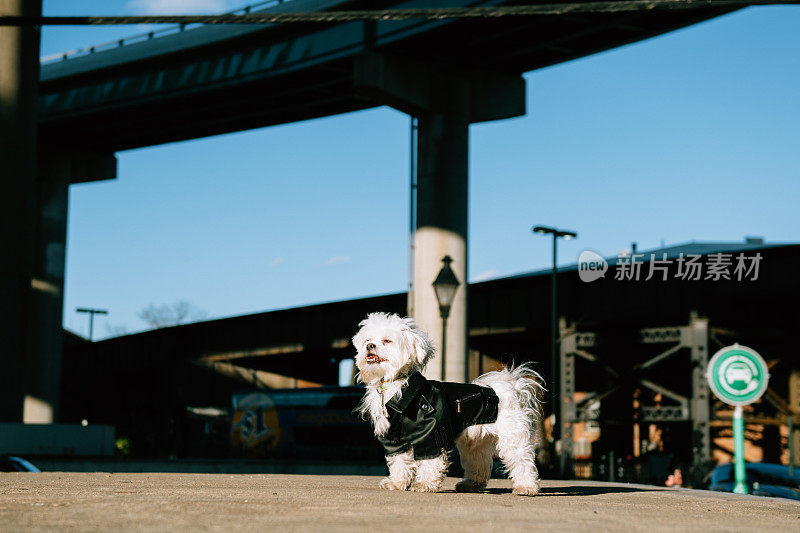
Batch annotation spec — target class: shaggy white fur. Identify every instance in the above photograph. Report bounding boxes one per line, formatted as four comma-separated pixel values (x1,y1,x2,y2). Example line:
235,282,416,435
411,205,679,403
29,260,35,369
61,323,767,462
353,312,544,495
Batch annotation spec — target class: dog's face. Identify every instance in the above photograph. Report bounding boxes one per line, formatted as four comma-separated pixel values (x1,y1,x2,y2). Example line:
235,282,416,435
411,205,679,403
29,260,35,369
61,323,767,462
352,312,434,383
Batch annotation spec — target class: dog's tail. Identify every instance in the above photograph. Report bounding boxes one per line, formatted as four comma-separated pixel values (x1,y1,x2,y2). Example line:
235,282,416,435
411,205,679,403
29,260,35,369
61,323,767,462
473,363,545,423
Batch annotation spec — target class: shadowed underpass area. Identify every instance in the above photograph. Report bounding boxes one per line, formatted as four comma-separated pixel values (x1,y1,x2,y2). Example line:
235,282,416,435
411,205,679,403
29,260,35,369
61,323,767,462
1,474,798,532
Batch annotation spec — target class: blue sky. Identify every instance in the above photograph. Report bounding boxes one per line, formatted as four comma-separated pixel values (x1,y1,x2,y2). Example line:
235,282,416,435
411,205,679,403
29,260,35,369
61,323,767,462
41,2,800,339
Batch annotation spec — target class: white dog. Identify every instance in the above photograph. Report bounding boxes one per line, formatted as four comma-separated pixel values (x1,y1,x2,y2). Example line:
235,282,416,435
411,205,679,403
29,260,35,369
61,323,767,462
353,312,544,496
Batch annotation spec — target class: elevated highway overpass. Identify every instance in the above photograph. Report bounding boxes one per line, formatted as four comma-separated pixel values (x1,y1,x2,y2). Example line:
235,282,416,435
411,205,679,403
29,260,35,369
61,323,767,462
37,0,739,150
1,0,743,423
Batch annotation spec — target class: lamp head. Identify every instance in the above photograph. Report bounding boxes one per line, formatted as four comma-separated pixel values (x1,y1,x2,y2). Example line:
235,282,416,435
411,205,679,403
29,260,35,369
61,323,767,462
432,255,460,318
532,225,556,235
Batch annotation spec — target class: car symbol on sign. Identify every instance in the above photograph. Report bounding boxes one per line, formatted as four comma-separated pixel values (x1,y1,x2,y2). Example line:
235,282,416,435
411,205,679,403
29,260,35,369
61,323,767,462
725,365,752,385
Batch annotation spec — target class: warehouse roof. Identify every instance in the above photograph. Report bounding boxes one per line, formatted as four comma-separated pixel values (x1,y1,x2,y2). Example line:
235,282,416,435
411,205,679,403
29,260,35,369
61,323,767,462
500,240,798,281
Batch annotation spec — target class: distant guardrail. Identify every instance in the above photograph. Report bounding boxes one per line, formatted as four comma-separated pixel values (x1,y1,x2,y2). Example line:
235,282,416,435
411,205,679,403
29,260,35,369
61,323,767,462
36,0,785,64
40,0,291,64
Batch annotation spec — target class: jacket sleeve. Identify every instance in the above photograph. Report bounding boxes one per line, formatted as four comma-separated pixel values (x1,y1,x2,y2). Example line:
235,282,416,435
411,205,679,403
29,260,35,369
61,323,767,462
376,433,411,457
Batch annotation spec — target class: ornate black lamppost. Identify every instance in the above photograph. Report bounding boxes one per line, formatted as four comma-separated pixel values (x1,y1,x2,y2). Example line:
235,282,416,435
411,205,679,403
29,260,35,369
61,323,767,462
432,255,461,381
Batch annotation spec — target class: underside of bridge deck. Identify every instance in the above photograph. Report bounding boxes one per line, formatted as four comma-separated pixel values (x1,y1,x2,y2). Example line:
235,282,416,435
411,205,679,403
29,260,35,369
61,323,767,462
37,2,738,154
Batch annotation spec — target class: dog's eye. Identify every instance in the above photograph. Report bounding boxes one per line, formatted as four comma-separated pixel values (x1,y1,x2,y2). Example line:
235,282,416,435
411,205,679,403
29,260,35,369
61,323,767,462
382,339,392,344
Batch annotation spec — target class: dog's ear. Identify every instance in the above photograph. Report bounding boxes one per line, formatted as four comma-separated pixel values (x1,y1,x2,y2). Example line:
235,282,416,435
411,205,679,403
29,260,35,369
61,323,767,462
402,317,434,369
351,329,364,351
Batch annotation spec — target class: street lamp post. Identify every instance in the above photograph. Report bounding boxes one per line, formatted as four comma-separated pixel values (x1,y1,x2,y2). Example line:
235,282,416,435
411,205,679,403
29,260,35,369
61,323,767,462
532,225,577,472
76,307,108,341
432,255,461,381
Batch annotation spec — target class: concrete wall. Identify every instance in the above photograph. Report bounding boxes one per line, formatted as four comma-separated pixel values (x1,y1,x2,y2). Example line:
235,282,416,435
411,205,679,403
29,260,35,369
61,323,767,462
0,423,115,456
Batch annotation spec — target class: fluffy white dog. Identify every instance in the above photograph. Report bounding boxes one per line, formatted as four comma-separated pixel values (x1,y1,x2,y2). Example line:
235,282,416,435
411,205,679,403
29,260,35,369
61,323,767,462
353,312,544,496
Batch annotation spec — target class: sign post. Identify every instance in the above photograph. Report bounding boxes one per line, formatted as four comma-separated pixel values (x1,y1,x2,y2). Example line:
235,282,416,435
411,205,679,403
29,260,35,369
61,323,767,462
732,405,746,494
706,344,769,495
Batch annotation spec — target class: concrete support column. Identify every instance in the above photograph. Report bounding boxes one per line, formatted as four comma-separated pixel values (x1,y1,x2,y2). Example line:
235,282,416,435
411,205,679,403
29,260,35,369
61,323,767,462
413,112,469,382
24,153,71,423
0,0,42,421
352,52,525,382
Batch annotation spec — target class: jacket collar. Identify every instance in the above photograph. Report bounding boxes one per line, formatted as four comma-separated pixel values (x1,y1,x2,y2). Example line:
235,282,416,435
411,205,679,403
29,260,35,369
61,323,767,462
386,371,427,412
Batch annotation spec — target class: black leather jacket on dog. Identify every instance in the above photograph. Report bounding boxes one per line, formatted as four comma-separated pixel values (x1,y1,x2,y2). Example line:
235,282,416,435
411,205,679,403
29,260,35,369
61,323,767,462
376,371,499,460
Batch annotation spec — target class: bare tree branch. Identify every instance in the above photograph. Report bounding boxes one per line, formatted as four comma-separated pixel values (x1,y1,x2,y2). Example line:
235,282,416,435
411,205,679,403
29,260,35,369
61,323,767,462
138,300,207,329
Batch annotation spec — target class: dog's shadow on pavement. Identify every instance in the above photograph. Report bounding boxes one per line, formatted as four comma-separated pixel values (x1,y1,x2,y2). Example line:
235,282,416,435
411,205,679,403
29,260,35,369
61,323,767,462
480,485,661,496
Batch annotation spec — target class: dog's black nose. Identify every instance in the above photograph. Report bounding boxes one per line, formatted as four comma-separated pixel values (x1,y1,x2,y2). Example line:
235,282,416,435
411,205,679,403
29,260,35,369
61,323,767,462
366,342,376,351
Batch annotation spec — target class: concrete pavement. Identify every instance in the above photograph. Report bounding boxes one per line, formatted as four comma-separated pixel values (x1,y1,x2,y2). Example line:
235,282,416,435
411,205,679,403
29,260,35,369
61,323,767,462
1,473,798,532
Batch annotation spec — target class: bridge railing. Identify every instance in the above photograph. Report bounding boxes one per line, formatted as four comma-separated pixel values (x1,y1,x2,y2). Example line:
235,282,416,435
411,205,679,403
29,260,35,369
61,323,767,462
40,0,292,65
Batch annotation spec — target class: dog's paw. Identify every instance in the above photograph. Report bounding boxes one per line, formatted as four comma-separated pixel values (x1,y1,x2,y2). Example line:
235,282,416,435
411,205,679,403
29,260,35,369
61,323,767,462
511,484,539,497
455,479,486,493
379,477,408,491
410,480,441,493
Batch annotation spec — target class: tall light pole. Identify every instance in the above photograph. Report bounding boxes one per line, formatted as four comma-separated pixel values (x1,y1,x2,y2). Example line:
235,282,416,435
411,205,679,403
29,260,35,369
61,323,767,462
432,255,461,381
532,225,577,469
76,308,108,341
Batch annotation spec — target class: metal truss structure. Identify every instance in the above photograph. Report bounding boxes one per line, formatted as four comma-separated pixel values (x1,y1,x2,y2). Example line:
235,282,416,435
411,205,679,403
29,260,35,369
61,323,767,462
559,314,710,475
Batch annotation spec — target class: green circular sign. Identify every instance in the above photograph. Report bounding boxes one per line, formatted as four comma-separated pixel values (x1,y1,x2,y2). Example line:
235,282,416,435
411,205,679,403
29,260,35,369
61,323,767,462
706,344,769,406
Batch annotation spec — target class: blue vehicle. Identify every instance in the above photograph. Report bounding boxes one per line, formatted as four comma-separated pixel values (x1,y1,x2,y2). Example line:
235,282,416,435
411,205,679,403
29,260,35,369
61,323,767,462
706,463,800,501
0,455,41,472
